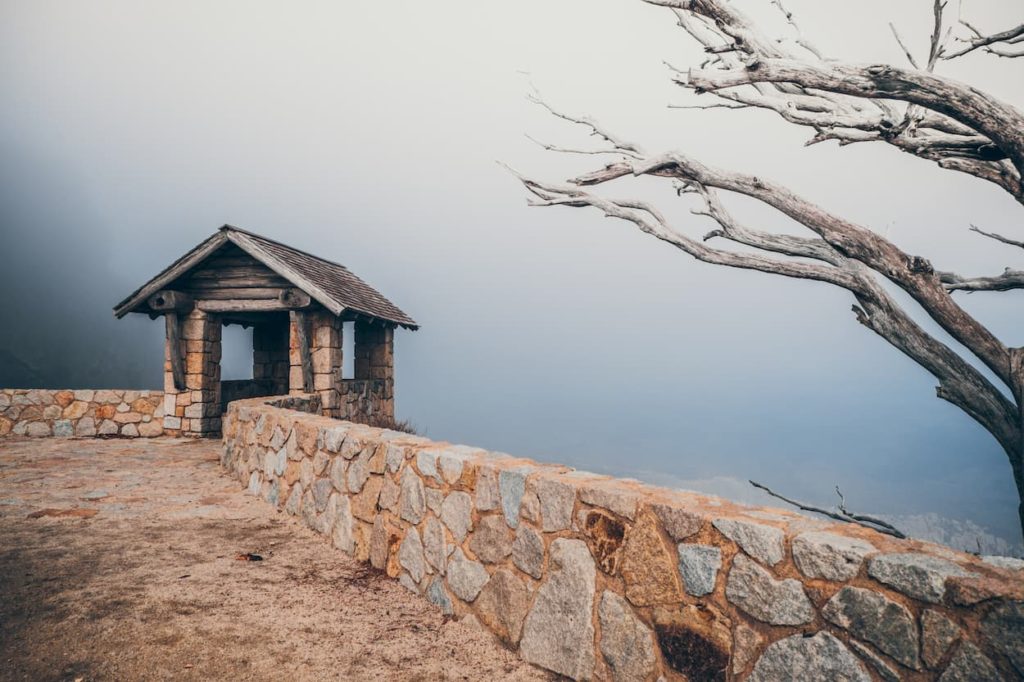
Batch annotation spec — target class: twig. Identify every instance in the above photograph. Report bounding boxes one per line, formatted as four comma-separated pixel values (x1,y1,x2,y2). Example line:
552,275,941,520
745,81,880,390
749,480,906,538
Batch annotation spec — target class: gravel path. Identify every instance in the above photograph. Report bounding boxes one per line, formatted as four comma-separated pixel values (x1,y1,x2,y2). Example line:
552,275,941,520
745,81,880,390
0,437,551,681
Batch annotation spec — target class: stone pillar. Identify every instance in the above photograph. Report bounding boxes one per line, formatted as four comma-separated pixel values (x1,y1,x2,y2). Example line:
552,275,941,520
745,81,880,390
162,309,221,437
289,310,342,416
354,319,395,421
253,316,289,395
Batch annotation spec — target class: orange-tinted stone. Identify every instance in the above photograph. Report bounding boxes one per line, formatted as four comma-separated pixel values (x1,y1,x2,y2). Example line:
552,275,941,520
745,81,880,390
619,512,684,606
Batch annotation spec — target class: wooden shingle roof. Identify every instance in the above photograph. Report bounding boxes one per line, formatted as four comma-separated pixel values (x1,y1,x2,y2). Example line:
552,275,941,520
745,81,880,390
113,225,418,329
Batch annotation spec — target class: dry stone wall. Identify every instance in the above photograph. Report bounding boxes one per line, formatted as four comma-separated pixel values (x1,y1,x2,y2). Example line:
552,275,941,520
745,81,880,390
0,388,164,438
223,397,1024,681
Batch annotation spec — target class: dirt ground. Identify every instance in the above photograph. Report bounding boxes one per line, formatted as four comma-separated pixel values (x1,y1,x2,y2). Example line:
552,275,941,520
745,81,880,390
0,437,552,682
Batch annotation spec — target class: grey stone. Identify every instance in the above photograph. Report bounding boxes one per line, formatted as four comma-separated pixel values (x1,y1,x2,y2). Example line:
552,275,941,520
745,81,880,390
440,491,473,542
272,426,288,451
793,531,875,581
273,449,287,476
423,516,447,574
823,586,920,669
499,467,530,529
447,549,489,602
425,576,454,615
329,456,348,492
474,568,532,645
868,553,972,604
469,514,512,564
384,443,405,473
981,600,1024,675
512,524,545,579
476,466,500,511
301,489,318,529
438,450,467,483
298,458,314,488
848,641,901,682
598,591,656,682
347,450,371,493
416,450,441,482
676,544,721,597
713,518,785,566
74,417,96,437
399,571,419,593
339,436,362,459
981,555,1024,571
119,423,137,437
922,609,961,668
378,475,400,513
312,450,329,475
53,419,73,437
398,467,425,524
726,554,814,626
520,539,596,680
320,425,347,453
580,482,639,520
285,483,303,515
425,487,444,515
26,422,51,437
248,472,261,495
398,527,426,583
536,477,575,532
73,389,94,402
938,642,1001,682
313,478,333,512
651,503,702,540
749,632,870,682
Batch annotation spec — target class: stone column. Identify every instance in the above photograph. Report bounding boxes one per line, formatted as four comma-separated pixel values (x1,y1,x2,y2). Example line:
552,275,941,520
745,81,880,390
289,310,342,416
354,319,395,421
162,309,221,436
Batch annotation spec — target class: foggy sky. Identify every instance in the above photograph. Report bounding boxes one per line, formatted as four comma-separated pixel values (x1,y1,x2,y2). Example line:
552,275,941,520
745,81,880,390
1,1,1022,547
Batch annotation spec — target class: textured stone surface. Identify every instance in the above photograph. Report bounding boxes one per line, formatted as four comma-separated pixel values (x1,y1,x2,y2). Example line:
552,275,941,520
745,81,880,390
922,609,961,668
848,641,900,682
652,604,731,681
520,539,596,680
868,553,971,603
499,467,529,529
676,544,721,597
726,555,814,625
416,450,440,482
378,475,400,513
475,467,500,511
599,591,656,682
823,586,920,668
793,531,875,581
583,510,626,575
350,476,382,523
980,600,1024,675
440,491,473,542
651,503,702,541
425,576,454,615
447,549,489,602
469,515,513,564
398,527,426,584
732,623,763,675
512,524,545,579
938,642,1000,682
535,476,576,532
425,487,444,515
748,632,870,682
713,518,785,566
981,555,1024,571
580,482,638,520
398,467,425,524
474,569,531,645
422,516,448,574
619,513,684,606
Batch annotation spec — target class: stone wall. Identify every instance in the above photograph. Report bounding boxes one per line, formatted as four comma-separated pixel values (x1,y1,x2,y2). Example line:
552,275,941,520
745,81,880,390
222,397,1024,682
0,389,164,438
339,378,393,426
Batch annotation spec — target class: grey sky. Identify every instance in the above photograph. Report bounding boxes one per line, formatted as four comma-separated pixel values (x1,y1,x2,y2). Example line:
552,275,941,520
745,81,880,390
1,0,1022,548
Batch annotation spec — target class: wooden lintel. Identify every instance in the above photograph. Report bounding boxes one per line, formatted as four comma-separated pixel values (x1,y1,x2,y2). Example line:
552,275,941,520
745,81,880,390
165,314,186,391
148,290,194,313
196,299,291,313
279,288,312,309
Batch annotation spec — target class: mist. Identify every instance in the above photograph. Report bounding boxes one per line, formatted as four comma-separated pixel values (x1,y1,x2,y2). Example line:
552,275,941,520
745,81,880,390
1,0,1022,550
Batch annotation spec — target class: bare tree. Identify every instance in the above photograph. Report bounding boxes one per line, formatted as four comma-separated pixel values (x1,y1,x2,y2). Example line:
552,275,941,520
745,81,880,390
511,0,1024,539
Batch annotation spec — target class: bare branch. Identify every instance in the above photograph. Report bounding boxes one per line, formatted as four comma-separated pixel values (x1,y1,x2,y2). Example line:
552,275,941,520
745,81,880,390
943,21,1024,59
749,480,906,538
889,22,921,69
970,224,1024,250
940,269,1024,293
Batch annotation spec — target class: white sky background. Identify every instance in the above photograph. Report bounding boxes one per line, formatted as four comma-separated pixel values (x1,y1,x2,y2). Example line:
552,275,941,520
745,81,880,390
1,0,1022,544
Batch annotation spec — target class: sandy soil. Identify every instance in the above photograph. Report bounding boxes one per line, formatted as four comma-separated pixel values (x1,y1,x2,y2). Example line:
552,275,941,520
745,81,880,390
0,437,552,682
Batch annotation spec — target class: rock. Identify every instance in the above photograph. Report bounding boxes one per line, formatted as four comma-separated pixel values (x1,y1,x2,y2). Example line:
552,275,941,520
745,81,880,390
499,467,530,529
423,516,447,574
713,518,785,566
475,569,531,645
425,576,454,615
726,554,814,626
369,515,399,572
332,494,354,553
138,419,163,437
822,586,920,669
43,405,63,420
384,443,405,473
981,555,1024,571
285,483,303,515
580,482,639,520
313,478,333,512
438,450,468,483
26,422,51,437
74,417,96,437
520,539,596,680
398,527,426,583
793,531,875,581
476,466,500,511
299,458,314,488
425,487,444,515
677,544,721,597
447,549,489,602
378,475,400,513
63,401,90,420
96,419,118,436
347,450,372,492
651,503,702,541
536,477,576,532
312,450,330,475
73,389,95,402
520,489,541,524
748,632,870,682
619,513,684,606
868,553,972,604
583,510,627,574
732,624,763,675
848,641,901,682
512,524,545,579
399,571,419,593
652,604,731,681
350,476,383,523
599,591,657,682
321,426,346,453
329,457,348,492
0,417,13,436
938,642,1000,682
52,420,73,437
398,467,426,524
416,450,441,481
440,491,473,542
980,600,1024,675
469,515,512,564
922,610,961,668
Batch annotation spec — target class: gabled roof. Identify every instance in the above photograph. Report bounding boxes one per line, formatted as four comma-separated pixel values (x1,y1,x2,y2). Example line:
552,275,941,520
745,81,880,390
113,225,418,329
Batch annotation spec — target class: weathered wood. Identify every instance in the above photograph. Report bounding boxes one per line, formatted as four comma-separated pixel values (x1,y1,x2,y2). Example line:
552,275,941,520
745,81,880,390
292,310,314,392
165,314,185,391
148,290,194,313
185,287,291,300
185,275,292,290
187,265,283,280
196,299,291,313
279,288,312,309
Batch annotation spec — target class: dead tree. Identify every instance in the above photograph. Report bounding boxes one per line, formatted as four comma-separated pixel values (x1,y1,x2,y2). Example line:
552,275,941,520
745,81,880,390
512,0,1024,539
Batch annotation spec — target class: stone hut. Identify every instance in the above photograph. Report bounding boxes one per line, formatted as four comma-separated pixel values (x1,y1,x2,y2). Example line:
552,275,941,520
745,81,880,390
114,225,417,436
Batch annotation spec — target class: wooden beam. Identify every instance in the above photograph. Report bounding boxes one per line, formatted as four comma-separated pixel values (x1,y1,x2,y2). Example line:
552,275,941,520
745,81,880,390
196,299,291,313
279,288,312,309
293,310,314,392
148,290,194,313
183,287,291,300
165,313,186,390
